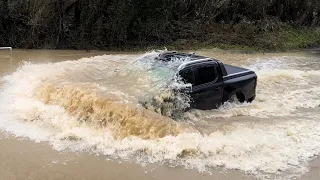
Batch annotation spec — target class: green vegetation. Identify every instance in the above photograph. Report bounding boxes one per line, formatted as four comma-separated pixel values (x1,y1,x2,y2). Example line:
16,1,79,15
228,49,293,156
277,27,320,50
0,0,319,51
184,26,320,52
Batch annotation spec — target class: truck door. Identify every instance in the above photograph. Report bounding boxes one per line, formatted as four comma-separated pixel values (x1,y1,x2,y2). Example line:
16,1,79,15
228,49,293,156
192,62,223,109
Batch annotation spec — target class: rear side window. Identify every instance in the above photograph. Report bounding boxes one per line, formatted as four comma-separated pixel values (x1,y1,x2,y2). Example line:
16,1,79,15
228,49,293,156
195,65,217,85
179,69,195,85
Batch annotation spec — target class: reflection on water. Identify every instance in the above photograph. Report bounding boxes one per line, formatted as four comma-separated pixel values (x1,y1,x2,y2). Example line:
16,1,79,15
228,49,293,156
0,49,320,179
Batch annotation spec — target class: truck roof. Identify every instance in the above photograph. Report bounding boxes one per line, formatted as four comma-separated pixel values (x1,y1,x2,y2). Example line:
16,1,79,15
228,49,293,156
156,51,212,62
156,51,219,70
155,51,252,77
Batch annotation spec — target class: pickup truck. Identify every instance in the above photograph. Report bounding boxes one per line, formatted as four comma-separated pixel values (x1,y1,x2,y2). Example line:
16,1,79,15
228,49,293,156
156,51,257,110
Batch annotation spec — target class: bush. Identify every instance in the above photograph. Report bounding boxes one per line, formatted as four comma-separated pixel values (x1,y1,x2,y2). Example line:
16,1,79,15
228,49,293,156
0,0,319,50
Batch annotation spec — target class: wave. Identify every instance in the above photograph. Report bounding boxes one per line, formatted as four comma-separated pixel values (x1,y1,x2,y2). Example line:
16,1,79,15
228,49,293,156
36,83,182,139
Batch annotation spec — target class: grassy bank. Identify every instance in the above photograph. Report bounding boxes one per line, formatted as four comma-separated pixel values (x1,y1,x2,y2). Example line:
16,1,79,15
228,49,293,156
123,26,320,53
271,28,320,51
215,27,320,53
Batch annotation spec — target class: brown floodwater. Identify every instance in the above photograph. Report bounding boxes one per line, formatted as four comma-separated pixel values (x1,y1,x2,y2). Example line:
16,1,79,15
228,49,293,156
0,48,320,180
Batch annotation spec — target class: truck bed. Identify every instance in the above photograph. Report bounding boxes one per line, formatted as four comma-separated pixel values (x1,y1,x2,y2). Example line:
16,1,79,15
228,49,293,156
224,64,249,75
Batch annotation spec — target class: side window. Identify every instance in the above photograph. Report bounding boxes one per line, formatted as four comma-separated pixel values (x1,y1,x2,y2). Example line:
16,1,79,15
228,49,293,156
179,69,195,85
195,65,217,85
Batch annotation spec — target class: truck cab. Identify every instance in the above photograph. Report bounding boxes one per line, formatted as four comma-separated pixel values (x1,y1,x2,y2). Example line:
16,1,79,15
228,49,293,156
157,52,257,110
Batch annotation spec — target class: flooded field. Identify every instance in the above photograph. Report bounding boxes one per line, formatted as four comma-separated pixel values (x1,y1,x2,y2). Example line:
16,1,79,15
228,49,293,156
0,49,320,180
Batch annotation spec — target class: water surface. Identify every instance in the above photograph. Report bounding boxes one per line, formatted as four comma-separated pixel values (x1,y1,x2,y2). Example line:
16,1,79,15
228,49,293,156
0,49,320,180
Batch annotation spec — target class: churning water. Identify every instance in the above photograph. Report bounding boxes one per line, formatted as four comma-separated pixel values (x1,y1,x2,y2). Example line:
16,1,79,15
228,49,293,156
0,50,320,179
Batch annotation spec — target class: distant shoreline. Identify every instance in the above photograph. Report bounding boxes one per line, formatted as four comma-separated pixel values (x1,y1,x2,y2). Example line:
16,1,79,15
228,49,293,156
5,27,319,54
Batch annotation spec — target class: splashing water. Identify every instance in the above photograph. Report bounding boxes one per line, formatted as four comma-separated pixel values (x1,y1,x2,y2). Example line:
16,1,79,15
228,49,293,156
0,51,320,179
36,83,182,139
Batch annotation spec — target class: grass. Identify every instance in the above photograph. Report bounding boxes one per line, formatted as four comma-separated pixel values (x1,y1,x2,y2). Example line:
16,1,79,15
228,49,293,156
278,28,320,50
252,26,320,52
139,26,320,53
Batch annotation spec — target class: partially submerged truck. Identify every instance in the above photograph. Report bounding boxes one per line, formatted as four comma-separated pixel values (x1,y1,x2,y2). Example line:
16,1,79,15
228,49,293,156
155,52,257,110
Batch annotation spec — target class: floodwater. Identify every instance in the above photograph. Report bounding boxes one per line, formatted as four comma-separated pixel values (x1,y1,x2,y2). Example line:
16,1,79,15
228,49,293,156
0,48,320,180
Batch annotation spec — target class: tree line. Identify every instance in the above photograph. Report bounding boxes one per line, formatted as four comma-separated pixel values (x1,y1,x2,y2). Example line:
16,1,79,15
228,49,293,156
0,0,319,49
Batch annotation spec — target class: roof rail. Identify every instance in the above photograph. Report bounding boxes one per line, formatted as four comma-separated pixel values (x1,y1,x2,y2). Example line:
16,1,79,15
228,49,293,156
0,47,13,67
0,47,12,57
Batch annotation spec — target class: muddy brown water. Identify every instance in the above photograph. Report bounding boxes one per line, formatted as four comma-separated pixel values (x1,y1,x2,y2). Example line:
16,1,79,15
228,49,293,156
0,49,320,180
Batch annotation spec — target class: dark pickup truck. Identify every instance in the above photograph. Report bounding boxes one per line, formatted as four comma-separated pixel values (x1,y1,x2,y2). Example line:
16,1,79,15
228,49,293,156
156,52,257,110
